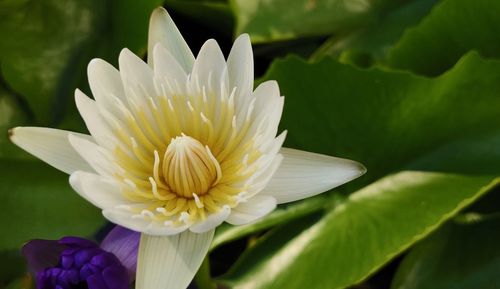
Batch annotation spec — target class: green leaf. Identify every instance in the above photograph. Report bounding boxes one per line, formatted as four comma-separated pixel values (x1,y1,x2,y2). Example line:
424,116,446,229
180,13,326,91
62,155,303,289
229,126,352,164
231,0,384,43
103,0,165,58
269,52,500,187
0,250,26,286
312,0,437,65
0,159,104,251
405,130,500,175
387,0,500,76
218,172,499,289
0,0,104,125
0,0,162,126
226,35,500,247
217,50,500,288
391,214,500,289
4,275,32,289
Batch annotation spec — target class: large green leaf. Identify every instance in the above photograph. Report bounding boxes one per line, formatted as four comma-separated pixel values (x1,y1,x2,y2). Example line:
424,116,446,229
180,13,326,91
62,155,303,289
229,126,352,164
269,52,500,187
4,276,32,289
312,0,437,65
405,130,500,175
0,0,162,126
0,0,103,125
218,172,499,289
215,50,500,253
0,159,104,250
215,51,500,288
231,0,389,43
391,214,500,289
0,250,26,287
387,0,500,75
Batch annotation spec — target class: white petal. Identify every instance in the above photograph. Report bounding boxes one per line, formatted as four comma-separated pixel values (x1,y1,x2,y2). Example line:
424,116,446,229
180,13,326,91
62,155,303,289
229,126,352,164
69,171,126,209
227,34,253,105
191,39,228,96
119,48,156,100
153,43,188,89
68,133,116,177
246,153,284,197
226,195,277,225
135,230,214,289
252,81,282,123
103,208,152,233
245,81,283,141
189,206,231,233
253,80,280,103
262,148,366,204
87,58,126,105
148,7,195,72
9,127,94,174
75,89,115,149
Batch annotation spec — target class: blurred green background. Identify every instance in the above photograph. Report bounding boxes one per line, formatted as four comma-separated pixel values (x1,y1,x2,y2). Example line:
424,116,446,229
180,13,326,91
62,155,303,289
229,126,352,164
1,0,499,288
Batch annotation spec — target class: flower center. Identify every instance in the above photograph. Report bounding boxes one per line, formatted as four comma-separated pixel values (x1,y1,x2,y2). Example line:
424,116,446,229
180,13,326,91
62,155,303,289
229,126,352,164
163,135,221,198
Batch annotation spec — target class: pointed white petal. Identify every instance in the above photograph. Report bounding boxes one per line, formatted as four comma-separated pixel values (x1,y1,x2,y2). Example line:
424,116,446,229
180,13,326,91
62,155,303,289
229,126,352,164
253,80,280,102
191,39,228,95
245,81,283,141
148,7,195,72
87,58,126,105
119,48,156,99
227,34,253,102
189,205,231,233
9,127,94,174
135,230,214,289
226,195,276,225
75,89,115,149
262,148,366,204
153,43,188,87
69,171,126,209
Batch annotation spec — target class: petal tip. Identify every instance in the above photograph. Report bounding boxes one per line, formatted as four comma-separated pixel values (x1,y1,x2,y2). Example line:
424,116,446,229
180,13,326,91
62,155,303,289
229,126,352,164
9,126,28,144
236,33,250,42
351,161,367,179
87,58,104,74
152,6,168,18
74,88,85,102
8,127,16,139
119,48,133,59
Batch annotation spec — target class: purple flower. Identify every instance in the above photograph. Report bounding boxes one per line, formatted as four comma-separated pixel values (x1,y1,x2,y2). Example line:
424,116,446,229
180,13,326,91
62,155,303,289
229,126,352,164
22,226,140,289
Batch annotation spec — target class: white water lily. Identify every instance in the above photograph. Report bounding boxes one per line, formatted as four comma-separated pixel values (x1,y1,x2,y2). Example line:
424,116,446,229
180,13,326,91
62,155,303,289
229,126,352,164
10,7,365,289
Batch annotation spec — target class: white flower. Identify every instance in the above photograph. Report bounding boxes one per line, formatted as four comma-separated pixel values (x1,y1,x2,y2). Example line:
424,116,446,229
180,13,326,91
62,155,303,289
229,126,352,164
10,7,365,289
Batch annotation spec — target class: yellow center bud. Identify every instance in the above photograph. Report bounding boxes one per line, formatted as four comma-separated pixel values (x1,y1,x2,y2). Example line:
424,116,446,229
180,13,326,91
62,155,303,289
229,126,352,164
163,135,221,198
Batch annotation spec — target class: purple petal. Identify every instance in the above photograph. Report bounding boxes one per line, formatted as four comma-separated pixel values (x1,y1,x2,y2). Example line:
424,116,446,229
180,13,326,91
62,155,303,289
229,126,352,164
91,252,118,268
74,248,102,268
80,263,100,279
100,226,140,279
87,273,108,289
59,236,98,248
61,254,74,269
102,266,129,289
36,271,51,289
22,240,65,272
